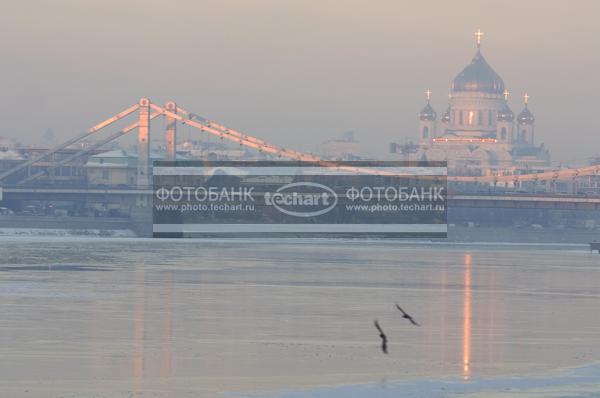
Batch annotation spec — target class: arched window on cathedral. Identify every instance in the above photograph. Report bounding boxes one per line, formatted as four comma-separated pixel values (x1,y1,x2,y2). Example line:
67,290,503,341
488,110,493,126
501,127,507,140
520,129,526,142
422,126,429,139
478,111,483,125
459,111,463,125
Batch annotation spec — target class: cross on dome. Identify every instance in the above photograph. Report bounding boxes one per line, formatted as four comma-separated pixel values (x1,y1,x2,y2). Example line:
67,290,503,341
475,28,484,49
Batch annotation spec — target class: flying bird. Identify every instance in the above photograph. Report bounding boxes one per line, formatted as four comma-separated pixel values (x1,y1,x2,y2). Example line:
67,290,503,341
374,320,388,354
395,304,420,326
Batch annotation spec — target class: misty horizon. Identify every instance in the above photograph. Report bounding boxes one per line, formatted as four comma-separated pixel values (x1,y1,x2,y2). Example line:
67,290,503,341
1,0,599,165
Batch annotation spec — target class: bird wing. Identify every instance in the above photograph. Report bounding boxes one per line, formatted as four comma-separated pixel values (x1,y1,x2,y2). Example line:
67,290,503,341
374,320,383,334
395,303,407,315
409,317,421,327
375,320,389,354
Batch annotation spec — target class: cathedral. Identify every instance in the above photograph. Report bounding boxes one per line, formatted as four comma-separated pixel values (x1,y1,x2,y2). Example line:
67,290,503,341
410,30,550,176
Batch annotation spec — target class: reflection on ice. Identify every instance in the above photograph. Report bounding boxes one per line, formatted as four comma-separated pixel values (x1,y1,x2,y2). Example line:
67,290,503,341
463,253,472,380
132,264,145,394
159,271,174,389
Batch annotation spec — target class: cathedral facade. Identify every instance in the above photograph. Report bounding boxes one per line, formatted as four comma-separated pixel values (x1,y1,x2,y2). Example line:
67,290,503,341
411,31,550,176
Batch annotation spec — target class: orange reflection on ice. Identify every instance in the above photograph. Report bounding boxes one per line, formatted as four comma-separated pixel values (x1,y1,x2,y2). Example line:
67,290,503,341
133,265,145,393
160,272,174,381
463,253,472,380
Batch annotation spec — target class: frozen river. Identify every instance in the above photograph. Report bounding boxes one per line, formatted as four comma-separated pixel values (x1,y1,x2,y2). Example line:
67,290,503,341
1,237,600,397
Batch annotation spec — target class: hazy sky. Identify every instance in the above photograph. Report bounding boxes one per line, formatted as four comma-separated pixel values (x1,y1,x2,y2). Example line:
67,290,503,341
1,0,599,164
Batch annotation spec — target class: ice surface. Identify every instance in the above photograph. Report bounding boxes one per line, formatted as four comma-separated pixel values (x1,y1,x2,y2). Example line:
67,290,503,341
1,238,599,397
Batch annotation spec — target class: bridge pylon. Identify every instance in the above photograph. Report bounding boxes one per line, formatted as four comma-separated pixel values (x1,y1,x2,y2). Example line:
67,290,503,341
165,101,177,161
137,98,151,188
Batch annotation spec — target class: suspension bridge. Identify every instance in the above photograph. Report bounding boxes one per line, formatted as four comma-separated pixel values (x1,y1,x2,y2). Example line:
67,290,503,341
0,98,597,235
1,97,598,189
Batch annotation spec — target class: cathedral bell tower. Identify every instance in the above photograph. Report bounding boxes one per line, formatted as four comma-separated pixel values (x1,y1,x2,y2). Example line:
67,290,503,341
496,89,514,143
516,92,535,145
419,89,436,143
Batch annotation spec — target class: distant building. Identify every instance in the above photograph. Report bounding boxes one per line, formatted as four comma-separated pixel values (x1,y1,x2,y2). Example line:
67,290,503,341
0,136,23,161
577,156,600,194
322,131,360,160
0,142,96,186
177,140,250,160
85,150,165,187
393,30,550,176
86,150,138,186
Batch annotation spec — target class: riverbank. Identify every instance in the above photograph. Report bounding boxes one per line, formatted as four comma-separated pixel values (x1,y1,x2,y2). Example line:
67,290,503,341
1,218,598,243
447,225,600,244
